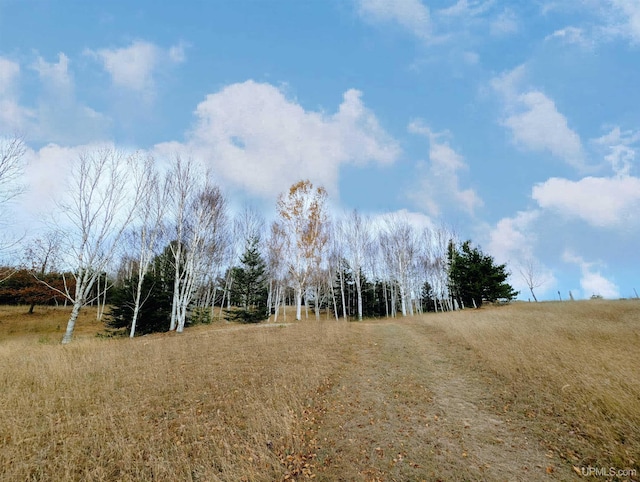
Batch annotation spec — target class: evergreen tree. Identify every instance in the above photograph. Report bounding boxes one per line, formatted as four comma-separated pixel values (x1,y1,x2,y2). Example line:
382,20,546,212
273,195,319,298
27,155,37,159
420,281,436,312
448,240,518,308
227,236,268,323
106,246,174,335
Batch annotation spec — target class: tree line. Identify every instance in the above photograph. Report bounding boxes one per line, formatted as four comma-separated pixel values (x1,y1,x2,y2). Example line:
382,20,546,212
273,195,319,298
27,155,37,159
0,141,517,342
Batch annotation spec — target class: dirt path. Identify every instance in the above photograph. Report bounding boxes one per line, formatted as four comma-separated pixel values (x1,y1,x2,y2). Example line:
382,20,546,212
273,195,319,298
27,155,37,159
304,319,579,481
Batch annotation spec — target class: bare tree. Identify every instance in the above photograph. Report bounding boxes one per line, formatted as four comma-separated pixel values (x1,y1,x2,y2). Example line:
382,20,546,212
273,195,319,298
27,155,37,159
324,224,343,321
126,155,168,337
276,180,329,321
266,221,288,322
0,136,26,256
24,231,62,313
0,136,25,207
379,215,418,317
218,205,266,318
421,223,456,311
54,148,142,344
167,156,228,332
341,210,373,321
517,257,550,302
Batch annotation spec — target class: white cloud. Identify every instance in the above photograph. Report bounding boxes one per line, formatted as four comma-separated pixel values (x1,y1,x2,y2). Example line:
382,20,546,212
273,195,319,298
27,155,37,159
606,0,640,44
0,56,20,94
0,56,33,133
155,81,400,200
532,175,640,228
356,0,520,53
486,210,556,299
371,208,435,233
562,250,620,299
32,53,72,94
408,121,483,216
86,40,185,99
492,66,584,169
487,210,539,264
490,63,526,98
356,0,432,40
30,53,110,144
438,0,494,18
593,126,640,176
505,92,583,167
543,0,640,46
545,26,590,46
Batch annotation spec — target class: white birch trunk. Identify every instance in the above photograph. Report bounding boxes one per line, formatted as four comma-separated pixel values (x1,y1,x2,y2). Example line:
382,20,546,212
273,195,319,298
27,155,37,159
295,285,302,321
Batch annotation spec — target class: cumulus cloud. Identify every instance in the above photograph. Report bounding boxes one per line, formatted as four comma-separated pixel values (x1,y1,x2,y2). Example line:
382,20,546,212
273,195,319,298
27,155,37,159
155,81,400,200
86,40,186,99
487,210,540,264
562,250,620,299
407,120,482,217
486,210,556,298
532,175,640,228
492,65,585,169
356,0,432,40
17,142,116,233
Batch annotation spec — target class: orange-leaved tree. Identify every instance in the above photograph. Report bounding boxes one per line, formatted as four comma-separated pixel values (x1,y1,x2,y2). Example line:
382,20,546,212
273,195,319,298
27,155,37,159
276,180,328,321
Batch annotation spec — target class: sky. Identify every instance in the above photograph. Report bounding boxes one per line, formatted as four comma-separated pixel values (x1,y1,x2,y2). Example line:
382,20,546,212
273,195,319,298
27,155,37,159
1,0,639,300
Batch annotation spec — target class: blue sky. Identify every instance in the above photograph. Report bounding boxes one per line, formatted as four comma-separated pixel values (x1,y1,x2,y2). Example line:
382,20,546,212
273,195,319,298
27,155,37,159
1,0,639,300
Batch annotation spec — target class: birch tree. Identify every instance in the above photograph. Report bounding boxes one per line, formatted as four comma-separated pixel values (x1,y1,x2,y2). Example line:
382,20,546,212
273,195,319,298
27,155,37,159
167,156,228,332
266,221,287,322
126,156,168,337
56,148,142,344
341,210,373,321
276,180,328,321
420,224,456,311
379,215,418,317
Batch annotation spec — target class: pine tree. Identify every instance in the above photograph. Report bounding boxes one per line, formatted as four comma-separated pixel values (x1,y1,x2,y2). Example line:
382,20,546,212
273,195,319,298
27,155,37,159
106,246,175,335
448,240,518,308
227,236,268,323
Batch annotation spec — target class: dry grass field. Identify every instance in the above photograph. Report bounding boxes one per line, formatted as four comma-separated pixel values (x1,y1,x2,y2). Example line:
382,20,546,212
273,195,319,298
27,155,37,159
0,300,638,481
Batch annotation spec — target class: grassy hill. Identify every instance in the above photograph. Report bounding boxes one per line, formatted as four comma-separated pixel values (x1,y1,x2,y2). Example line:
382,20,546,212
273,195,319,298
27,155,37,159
1,301,638,481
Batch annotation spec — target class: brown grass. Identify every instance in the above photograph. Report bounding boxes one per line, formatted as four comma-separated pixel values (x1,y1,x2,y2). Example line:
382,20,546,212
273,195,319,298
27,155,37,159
0,301,638,481
0,305,104,343
428,300,640,473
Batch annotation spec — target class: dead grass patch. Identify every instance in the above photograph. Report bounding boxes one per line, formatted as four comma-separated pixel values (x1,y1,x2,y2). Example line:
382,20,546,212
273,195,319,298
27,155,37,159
0,316,354,481
0,300,638,480
426,300,640,474
0,305,103,343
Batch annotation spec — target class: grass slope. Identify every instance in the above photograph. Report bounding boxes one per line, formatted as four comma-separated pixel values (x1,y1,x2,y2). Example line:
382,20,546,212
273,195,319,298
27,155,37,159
0,301,638,481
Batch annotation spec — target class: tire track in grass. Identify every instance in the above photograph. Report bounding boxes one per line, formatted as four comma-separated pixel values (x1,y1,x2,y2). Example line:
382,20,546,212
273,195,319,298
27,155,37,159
306,319,579,481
